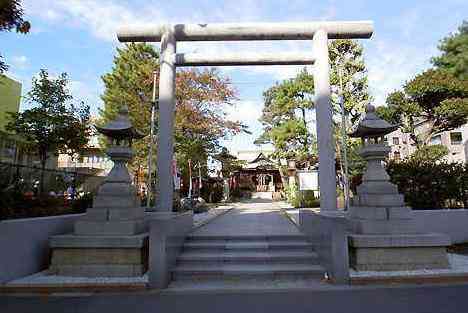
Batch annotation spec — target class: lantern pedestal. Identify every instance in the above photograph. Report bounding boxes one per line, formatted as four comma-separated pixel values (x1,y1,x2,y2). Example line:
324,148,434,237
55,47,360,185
49,106,148,277
347,105,450,272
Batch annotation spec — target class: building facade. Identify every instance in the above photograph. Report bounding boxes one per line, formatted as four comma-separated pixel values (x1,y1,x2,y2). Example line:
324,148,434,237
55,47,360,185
57,133,113,177
0,75,21,132
229,149,284,199
386,122,468,163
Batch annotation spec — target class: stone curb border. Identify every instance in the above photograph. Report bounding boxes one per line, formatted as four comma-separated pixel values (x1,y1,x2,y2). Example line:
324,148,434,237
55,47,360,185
280,208,298,227
192,206,234,230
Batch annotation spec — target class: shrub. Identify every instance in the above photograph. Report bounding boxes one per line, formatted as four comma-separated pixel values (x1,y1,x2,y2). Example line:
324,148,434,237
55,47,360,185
286,183,320,208
299,190,320,208
386,159,468,209
71,192,94,212
285,183,300,207
0,190,92,220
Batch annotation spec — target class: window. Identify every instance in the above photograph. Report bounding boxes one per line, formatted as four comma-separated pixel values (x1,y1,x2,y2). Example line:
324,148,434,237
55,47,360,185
393,151,401,161
450,132,463,145
392,137,399,145
430,135,442,145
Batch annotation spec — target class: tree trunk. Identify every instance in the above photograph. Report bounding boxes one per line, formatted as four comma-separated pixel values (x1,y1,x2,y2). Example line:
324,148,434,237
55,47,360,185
39,149,47,195
301,107,308,150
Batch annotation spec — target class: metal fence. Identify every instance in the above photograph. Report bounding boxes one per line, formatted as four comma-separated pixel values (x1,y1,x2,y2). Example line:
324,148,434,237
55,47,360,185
0,161,102,195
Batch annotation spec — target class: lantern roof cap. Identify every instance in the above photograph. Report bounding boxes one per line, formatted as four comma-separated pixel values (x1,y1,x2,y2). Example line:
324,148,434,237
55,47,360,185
95,105,144,139
349,104,399,138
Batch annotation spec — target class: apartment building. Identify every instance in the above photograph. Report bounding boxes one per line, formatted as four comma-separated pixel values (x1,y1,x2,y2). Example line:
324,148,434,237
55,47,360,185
57,133,113,177
386,122,468,163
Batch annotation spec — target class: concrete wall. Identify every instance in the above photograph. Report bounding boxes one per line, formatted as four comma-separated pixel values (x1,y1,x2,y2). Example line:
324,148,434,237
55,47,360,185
413,209,468,244
299,210,350,284
148,211,193,288
0,214,82,284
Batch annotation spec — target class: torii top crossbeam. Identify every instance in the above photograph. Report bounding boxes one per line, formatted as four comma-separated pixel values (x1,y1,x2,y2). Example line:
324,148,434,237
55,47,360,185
117,21,373,42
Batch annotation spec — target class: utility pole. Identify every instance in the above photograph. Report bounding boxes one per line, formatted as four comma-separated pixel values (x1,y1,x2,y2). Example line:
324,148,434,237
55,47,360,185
146,70,158,208
198,160,202,197
188,159,193,198
338,66,350,211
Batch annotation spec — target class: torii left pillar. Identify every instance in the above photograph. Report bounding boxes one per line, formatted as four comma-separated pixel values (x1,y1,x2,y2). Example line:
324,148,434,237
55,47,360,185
156,27,176,212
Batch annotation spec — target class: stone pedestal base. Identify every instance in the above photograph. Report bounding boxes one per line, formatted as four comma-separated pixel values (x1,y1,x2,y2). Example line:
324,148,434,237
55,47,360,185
49,233,148,277
74,219,146,236
349,233,450,271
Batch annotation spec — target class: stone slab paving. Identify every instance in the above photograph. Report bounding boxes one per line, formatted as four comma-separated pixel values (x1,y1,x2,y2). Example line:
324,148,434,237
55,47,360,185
191,201,301,236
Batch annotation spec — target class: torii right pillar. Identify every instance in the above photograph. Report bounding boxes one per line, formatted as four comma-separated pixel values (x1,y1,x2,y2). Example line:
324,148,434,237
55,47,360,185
313,29,337,212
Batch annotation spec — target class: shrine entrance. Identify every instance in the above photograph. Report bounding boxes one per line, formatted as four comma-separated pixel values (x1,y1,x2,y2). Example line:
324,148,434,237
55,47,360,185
255,173,274,192
117,21,374,212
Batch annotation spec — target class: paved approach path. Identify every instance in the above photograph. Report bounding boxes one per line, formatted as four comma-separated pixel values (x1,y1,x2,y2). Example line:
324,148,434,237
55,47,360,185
192,200,299,236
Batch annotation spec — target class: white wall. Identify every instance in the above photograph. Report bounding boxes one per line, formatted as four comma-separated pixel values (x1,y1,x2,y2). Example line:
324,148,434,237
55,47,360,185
0,214,83,284
413,210,468,244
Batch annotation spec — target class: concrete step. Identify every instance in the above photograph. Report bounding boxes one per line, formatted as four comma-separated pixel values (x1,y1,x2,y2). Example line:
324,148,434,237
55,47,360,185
186,234,308,242
166,276,328,292
172,263,325,280
177,251,319,265
183,240,313,252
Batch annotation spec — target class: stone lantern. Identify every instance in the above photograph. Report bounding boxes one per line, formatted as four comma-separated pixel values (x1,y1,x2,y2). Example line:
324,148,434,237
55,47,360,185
49,106,149,277
347,104,450,271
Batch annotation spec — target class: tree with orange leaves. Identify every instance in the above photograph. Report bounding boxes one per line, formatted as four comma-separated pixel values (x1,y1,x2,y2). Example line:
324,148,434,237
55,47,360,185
100,43,247,188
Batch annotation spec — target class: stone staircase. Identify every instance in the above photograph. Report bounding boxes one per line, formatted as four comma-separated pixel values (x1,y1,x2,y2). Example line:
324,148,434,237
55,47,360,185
168,234,325,290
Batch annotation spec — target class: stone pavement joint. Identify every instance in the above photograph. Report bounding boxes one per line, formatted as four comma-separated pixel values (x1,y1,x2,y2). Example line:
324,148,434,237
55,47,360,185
191,201,301,237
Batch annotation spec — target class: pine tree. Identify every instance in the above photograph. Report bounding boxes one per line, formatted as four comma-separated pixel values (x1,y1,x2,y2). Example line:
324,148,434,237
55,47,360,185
432,20,468,80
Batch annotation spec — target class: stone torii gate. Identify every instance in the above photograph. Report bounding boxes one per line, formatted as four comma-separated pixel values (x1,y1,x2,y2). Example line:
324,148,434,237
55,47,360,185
117,21,374,212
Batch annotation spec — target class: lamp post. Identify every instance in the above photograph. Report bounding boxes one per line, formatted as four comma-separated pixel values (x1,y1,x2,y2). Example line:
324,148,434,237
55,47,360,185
338,66,350,210
143,71,158,209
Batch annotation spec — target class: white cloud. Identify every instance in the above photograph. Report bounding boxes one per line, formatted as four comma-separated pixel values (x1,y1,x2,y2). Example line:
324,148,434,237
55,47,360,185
180,40,313,81
366,38,436,106
222,99,265,152
24,0,166,42
10,55,29,69
225,100,263,126
69,79,103,115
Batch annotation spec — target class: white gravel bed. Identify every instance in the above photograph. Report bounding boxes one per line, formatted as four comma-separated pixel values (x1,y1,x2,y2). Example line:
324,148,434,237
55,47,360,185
350,253,468,278
6,271,148,286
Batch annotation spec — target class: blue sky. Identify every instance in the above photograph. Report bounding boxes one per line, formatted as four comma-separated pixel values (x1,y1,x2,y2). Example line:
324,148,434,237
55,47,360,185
2,0,467,153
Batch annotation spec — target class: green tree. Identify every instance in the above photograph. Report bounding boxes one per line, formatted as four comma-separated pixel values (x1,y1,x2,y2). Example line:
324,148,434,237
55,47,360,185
408,144,449,163
213,147,246,178
7,69,91,193
259,40,370,172
329,39,371,123
0,0,30,74
100,43,246,188
329,40,371,191
377,69,468,147
101,43,158,171
432,20,468,80
259,68,316,162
